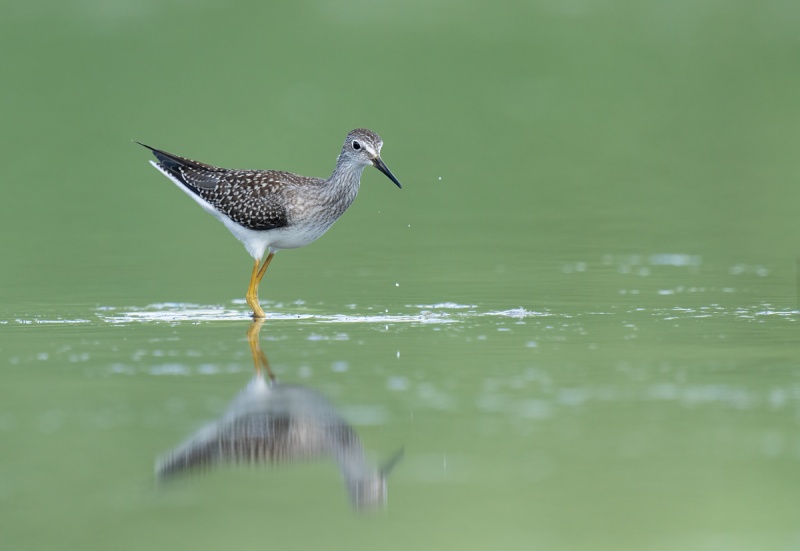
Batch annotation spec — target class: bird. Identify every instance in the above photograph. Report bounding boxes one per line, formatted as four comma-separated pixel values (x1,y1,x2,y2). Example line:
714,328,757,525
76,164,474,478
137,128,402,319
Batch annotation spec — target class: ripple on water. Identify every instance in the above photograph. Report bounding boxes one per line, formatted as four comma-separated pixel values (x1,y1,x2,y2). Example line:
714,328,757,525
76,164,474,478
5,301,795,328
91,302,552,326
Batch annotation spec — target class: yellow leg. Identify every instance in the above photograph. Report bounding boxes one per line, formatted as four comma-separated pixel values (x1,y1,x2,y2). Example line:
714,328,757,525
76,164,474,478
246,319,275,381
256,251,275,282
245,252,274,319
245,259,265,319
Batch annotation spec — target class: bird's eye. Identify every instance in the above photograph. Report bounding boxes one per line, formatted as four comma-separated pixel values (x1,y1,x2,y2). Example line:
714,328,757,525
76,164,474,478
352,141,361,150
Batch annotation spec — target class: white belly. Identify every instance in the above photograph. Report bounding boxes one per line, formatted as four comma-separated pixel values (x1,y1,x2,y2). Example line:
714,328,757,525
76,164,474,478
219,215,333,259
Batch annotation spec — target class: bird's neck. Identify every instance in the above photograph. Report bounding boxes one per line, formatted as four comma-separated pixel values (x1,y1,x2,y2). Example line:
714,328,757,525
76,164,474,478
328,160,366,203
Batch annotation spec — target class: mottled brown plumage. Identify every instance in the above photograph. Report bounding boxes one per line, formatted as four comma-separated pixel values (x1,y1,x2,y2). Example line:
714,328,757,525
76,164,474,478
137,129,402,318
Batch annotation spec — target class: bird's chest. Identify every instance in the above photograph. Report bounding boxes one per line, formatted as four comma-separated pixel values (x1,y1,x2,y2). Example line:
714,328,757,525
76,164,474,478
284,187,357,235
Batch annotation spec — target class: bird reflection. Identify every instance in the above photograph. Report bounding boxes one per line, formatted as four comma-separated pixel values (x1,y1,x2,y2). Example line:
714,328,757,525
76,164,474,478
155,320,402,510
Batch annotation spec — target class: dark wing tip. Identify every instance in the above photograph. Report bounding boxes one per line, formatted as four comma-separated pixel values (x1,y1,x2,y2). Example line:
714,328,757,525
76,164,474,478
134,140,158,153
135,141,207,172
134,140,175,165
137,141,226,193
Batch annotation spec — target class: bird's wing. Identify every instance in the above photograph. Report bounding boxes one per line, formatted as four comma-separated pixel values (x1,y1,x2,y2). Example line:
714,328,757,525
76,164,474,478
139,142,320,231
204,170,300,231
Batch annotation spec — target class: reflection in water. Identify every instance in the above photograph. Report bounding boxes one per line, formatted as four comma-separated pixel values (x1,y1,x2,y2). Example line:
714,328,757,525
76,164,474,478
155,321,402,510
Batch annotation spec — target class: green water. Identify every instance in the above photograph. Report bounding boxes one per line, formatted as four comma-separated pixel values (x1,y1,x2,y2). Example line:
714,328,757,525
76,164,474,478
2,1,800,549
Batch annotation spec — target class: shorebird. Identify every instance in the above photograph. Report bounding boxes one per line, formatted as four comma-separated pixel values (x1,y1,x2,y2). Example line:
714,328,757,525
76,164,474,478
137,128,401,318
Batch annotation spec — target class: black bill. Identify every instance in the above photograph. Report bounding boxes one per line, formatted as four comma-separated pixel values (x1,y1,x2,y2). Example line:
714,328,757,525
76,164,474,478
372,156,403,189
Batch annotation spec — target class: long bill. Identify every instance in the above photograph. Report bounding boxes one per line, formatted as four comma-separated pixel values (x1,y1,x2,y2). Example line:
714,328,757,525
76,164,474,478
372,156,403,189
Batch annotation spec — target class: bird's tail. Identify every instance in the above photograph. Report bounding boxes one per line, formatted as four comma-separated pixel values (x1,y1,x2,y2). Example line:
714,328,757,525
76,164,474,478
135,141,223,191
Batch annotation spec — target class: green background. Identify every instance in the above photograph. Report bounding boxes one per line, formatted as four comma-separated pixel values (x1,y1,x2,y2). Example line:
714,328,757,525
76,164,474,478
2,1,800,549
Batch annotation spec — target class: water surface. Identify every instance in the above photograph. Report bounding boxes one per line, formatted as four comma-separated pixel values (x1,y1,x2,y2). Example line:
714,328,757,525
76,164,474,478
2,1,800,549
